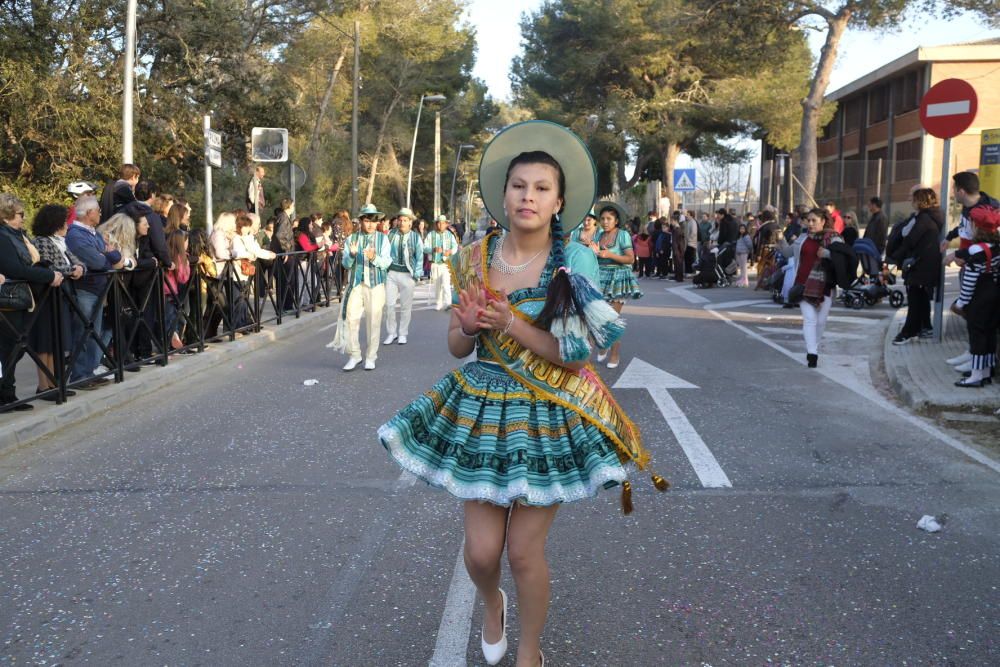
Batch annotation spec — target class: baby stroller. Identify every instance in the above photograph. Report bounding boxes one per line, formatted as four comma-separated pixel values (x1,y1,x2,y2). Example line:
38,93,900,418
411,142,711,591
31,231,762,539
714,242,739,287
841,238,905,309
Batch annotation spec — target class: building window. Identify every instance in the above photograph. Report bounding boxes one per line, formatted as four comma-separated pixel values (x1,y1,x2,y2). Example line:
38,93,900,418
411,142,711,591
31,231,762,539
844,155,864,190
843,98,863,133
895,138,922,181
867,147,889,186
895,69,922,113
821,107,840,141
818,161,839,196
869,85,890,124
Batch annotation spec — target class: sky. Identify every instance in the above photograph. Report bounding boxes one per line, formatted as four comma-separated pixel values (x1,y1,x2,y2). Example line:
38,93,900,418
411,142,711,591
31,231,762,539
464,1,1000,185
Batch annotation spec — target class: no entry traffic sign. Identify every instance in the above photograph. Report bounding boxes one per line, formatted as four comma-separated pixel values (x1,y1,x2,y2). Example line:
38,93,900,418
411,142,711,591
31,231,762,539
920,78,978,139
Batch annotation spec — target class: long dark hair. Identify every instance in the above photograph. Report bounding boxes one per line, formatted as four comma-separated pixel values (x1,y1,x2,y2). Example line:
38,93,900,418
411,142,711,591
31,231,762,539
501,151,573,331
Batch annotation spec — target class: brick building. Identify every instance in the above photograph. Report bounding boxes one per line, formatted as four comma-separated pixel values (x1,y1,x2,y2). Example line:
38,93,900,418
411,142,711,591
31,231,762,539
761,39,1000,223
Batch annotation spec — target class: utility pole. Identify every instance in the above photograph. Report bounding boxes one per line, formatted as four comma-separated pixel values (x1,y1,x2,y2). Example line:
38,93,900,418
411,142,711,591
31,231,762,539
351,20,360,217
122,0,137,163
433,111,442,219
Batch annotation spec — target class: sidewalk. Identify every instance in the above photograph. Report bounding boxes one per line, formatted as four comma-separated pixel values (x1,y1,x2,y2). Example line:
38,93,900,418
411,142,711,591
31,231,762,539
0,308,337,458
883,309,1000,414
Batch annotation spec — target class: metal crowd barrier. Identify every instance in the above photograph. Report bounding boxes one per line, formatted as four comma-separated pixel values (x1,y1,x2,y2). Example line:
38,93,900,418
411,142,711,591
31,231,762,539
0,250,336,414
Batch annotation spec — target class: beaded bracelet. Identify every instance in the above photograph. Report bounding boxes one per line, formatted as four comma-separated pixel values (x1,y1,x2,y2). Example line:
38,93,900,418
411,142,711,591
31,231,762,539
458,325,478,338
500,311,515,336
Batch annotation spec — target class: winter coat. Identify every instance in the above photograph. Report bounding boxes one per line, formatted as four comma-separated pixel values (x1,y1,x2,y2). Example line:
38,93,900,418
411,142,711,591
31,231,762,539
891,208,943,288
863,210,888,255
736,235,754,256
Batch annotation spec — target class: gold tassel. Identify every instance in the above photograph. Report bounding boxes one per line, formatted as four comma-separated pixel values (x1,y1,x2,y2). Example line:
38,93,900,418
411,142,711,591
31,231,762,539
652,474,670,492
621,481,633,515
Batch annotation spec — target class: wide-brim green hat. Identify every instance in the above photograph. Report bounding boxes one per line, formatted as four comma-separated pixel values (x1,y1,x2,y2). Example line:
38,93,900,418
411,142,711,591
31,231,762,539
479,120,597,232
435,214,449,223
358,203,383,218
396,207,414,219
594,200,629,226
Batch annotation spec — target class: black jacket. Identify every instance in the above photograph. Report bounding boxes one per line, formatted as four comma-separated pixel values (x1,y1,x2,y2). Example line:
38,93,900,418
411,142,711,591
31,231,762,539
891,208,943,288
270,211,294,253
100,179,136,222
0,224,56,285
717,215,739,245
864,210,888,255
124,202,172,269
827,240,859,290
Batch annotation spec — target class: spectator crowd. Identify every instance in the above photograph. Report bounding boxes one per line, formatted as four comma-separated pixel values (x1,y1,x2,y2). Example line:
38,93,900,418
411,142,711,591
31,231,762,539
3,162,997,412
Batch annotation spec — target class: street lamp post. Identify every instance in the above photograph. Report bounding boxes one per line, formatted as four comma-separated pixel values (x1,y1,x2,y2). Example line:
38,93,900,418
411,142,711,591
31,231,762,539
434,111,442,219
122,0,138,163
449,143,475,224
352,20,360,217
406,93,446,209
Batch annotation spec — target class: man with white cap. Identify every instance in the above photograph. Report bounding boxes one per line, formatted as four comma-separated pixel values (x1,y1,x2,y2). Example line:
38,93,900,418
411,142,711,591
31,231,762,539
383,207,424,345
331,203,392,370
425,214,458,310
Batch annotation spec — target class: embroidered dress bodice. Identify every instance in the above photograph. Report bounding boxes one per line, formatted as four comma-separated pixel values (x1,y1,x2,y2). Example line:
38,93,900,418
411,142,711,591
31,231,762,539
595,229,631,266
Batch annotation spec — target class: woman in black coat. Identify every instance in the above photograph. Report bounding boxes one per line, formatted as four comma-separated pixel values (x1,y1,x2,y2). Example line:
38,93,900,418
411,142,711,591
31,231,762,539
0,193,62,410
891,188,943,344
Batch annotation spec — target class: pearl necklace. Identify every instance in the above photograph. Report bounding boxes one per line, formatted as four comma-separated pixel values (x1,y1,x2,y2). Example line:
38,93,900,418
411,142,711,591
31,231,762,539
491,235,548,275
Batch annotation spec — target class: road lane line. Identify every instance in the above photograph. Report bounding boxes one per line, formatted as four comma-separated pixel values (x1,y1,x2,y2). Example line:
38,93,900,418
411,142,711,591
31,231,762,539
756,326,867,341
429,540,476,667
706,299,771,310
666,285,710,304
647,387,732,488
728,311,884,325
707,308,1000,475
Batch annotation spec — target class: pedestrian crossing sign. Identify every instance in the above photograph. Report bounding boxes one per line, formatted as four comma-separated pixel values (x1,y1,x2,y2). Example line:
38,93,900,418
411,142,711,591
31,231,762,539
673,169,696,192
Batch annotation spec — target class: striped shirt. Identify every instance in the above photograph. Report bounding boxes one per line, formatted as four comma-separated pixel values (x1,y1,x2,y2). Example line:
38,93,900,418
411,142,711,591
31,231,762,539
956,242,1000,307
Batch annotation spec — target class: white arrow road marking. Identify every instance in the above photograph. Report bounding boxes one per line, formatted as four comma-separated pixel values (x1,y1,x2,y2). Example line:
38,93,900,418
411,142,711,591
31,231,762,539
666,284,710,304
429,539,476,667
614,357,732,488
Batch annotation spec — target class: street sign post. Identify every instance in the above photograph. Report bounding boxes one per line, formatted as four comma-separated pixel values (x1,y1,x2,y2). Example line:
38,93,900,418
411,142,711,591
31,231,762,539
673,168,696,192
204,129,222,169
980,128,1000,198
204,116,214,233
919,78,978,342
279,163,308,204
250,127,289,162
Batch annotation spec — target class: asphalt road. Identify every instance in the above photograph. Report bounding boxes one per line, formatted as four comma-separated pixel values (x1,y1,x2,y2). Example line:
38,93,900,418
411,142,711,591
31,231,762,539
2,278,998,666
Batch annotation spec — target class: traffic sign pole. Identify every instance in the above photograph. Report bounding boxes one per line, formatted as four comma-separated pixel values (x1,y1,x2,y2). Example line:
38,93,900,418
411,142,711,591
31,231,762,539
933,138,951,342
918,78,978,344
204,115,213,234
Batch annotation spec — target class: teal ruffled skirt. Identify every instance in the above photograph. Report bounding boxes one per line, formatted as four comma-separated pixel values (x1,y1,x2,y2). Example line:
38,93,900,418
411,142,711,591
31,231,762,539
599,265,643,302
378,361,627,507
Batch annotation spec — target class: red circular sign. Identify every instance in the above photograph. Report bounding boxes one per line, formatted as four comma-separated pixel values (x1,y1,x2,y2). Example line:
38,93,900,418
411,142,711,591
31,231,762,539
920,78,978,139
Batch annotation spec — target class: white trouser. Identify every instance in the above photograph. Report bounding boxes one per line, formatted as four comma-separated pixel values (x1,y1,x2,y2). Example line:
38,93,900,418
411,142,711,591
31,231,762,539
735,252,749,286
346,283,386,361
430,262,452,309
781,257,797,300
384,270,415,337
799,295,832,355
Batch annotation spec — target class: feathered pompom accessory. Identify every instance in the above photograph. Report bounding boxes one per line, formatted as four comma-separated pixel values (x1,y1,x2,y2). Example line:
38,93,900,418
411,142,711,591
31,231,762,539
326,315,349,352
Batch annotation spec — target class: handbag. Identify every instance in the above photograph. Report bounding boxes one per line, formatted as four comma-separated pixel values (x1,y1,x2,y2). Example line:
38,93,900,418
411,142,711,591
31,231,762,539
240,258,257,276
787,283,805,305
0,281,35,312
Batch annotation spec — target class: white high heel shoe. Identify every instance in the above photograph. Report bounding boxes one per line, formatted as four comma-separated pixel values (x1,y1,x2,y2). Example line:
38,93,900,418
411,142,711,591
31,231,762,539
947,351,972,366
596,350,608,362
481,588,508,665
